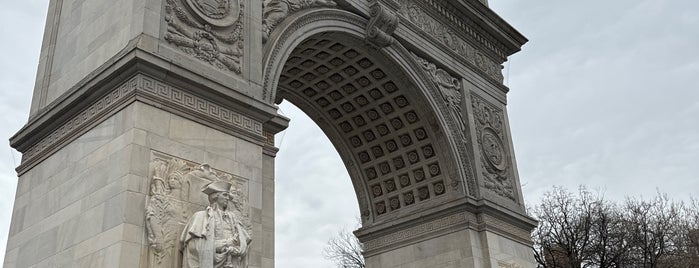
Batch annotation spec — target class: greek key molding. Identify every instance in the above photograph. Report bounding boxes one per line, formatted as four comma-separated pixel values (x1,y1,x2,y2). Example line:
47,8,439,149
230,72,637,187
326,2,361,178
22,79,138,162
399,0,504,83
19,74,264,173
139,75,264,136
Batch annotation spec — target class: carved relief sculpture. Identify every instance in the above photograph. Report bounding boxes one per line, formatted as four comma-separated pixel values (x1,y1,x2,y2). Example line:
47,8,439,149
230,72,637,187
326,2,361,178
399,1,504,82
471,95,515,200
262,0,337,42
181,181,252,268
146,158,192,268
164,0,245,74
411,53,467,141
145,155,251,268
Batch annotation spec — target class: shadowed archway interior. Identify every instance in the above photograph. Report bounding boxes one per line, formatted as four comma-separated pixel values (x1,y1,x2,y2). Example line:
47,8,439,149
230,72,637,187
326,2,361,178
275,33,452,226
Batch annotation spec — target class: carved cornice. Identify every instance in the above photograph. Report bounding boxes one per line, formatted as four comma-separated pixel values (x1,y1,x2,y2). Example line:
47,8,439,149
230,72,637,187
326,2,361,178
365,0,400,48
397,0,505,83
14,74,265,175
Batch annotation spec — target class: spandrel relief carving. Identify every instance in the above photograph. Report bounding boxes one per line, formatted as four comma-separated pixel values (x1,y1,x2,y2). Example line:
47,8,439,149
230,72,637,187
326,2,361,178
262,0,337,43
164,0,245,74
145,153,251,268
471,95,515,200
411,53,467,141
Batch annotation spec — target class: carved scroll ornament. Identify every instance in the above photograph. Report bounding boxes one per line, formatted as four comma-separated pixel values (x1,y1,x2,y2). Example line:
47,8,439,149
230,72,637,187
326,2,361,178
262,0,337,43
145,155,251,268
164,0,245,74
365,1,400,48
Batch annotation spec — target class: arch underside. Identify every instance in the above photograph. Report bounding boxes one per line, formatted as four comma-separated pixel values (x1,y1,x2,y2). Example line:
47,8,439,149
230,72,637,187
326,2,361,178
275,33,459,225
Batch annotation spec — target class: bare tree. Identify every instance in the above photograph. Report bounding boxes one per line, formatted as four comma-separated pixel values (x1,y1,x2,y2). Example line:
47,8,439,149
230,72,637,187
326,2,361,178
586,198,628,268
323,228,365,268
623,192,683,268
531,186,598,268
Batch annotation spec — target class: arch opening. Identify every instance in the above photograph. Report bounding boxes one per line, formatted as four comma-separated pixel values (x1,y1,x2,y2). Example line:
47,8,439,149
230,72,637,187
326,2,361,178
273,32,456,227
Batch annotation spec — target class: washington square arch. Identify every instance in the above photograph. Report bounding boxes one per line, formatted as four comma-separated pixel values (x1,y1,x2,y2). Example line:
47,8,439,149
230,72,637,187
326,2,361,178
4,0,536,267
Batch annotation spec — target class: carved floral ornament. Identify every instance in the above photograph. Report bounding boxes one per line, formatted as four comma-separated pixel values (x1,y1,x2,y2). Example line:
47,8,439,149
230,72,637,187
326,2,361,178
399,0,504,82
145,155,251,268
164,0,245,74
471,95,515,200
262,0,337,42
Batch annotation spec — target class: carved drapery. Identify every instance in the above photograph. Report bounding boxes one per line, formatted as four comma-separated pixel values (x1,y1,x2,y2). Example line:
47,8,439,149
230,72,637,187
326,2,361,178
365,1,399,48
470,95,514,200
164,0,245,74
262,0,337,43
145,153,251,268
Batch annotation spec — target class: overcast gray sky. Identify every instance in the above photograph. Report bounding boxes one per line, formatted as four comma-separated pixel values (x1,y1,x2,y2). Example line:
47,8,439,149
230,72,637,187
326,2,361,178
2,0,698,267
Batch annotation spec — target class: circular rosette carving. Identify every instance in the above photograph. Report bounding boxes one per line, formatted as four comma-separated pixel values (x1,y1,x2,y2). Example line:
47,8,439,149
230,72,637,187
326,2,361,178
481,128,507,171
186,0,241,27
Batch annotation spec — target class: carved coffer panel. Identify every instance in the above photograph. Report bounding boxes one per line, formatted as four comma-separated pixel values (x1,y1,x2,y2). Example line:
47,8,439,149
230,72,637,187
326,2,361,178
145,151,251,268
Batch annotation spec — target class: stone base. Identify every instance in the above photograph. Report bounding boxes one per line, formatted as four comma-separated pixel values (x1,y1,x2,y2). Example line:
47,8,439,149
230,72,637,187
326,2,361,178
4,100,275,268
364,229,535,268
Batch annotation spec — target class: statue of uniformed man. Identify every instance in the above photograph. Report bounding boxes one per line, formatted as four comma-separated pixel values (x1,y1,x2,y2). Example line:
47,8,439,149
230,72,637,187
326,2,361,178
180,181,251,268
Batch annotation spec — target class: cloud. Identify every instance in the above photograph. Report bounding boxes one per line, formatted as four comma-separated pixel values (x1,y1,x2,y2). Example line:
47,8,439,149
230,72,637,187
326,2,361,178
2,0,699,266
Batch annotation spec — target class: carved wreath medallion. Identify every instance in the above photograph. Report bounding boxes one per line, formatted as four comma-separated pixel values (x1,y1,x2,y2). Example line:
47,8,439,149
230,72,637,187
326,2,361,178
164,0,244,74
186,0,241,27
482,128,506,171
471,95,515,201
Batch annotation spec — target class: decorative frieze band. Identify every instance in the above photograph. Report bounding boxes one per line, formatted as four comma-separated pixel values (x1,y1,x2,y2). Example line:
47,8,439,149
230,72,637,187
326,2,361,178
138,75,264,136
19,74,264,173
414,0,506,60
22,79,137,162
477,214,533,243
398,0,504,82
361,211,533,256
362,212,475,254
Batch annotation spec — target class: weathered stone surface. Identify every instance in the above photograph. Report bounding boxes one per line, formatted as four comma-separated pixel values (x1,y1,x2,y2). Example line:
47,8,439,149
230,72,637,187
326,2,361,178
7,0,534,267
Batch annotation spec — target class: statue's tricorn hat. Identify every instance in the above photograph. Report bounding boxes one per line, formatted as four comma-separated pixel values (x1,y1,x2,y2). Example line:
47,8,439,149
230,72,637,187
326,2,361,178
201,181,232,195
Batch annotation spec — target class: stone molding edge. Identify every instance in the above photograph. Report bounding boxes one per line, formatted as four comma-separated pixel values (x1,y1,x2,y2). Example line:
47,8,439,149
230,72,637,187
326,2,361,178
14,73,268,175
397,0,504,84
360,211,476,256
262,8,367,103
359,208,533,257
416,0,510,61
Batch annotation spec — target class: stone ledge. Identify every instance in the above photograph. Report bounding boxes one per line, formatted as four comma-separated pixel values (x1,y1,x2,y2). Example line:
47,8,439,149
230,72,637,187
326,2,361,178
11,44,289,175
